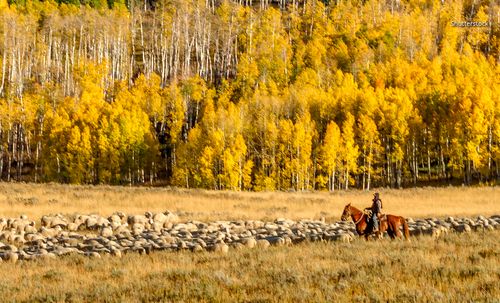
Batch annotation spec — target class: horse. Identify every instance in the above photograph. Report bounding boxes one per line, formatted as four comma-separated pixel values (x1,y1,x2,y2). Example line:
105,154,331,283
340,203,410,241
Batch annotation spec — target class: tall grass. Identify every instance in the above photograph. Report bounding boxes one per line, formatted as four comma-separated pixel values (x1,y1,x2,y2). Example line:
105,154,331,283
0,231,498,302
0,182,498,221
0,183,498,301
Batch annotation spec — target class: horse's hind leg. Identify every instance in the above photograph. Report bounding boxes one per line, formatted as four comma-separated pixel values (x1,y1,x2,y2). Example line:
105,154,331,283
387,228,395,239
394,223,403,239
388,222,400,239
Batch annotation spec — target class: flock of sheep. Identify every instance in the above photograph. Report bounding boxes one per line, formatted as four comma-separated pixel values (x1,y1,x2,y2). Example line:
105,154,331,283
0,210,498,263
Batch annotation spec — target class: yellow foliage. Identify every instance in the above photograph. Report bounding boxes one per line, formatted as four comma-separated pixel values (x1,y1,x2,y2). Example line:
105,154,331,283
0,1,498,189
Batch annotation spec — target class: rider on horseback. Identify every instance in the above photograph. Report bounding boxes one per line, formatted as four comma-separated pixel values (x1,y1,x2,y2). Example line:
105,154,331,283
365,192,383,232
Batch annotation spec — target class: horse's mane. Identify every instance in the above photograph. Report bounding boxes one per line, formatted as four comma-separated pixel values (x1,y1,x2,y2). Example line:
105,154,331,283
348,204,363,214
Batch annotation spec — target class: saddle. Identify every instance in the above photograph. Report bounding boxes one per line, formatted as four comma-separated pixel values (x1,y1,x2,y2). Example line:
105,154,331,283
363,210,371,224
364,211,386,224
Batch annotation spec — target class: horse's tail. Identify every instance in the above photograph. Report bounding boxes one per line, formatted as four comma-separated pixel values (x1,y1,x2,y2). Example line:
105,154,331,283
401,217,410,241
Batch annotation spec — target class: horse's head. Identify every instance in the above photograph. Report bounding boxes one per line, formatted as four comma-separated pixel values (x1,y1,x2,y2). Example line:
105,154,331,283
341,203,351,221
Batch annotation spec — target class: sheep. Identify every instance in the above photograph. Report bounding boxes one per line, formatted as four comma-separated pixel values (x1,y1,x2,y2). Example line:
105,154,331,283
41,215,67,228
152,211,179,226
2,251,19,263
110,248,122,258
95,217,110,228
74,214,90,227
0,230,14,242
84,216,99,230
67,222,81,232
127,214,152,227
12,233,26,246
9,217,35,233
80,214,109,230
109,212,126,224
151,222,163,233
132,223,145,235
210,241,229,254
0,211,496,263
25,233,44,242
100,227,113,238
113,224,131,237
24,222,37,234
40,226,62,238
108,214,121,224
109,213,125,229
240,237,257,249
0,218,7,231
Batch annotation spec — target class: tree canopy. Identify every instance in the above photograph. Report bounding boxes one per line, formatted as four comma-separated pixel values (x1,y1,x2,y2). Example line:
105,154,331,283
0,0,498,189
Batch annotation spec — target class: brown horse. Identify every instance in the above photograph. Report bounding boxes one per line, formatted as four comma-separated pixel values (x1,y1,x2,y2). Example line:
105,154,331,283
341,203,410,241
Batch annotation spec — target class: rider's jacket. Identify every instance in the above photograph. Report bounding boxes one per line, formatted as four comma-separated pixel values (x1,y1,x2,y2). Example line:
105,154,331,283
371,198,382,214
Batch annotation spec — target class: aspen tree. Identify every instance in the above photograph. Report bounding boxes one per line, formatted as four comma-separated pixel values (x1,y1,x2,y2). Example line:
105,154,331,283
340,113,358,190
321,121,340,192
358,114,379,191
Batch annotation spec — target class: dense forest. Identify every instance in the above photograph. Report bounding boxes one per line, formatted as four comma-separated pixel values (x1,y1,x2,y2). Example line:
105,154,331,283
0,0,498,190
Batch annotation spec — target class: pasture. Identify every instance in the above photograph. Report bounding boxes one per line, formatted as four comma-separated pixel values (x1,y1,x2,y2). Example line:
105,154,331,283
0,183,498,302
0,182,498,221
0,231,498,302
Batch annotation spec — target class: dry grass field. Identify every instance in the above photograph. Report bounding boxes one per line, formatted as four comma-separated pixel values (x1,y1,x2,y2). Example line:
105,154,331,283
0,182,498,221
0,183,498,302
0,230,498,302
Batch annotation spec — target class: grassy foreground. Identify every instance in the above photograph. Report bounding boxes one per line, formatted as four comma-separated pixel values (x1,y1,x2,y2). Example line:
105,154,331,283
0,184,498,302
0,230,497,302
0,183,498,221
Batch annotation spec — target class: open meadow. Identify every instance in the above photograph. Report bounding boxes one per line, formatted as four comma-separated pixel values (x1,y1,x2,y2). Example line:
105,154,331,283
0,183,498,301
0,183,499,221
0,230,498,302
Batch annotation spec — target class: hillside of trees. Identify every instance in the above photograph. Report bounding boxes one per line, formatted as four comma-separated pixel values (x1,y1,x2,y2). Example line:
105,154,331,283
0,0,498,190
